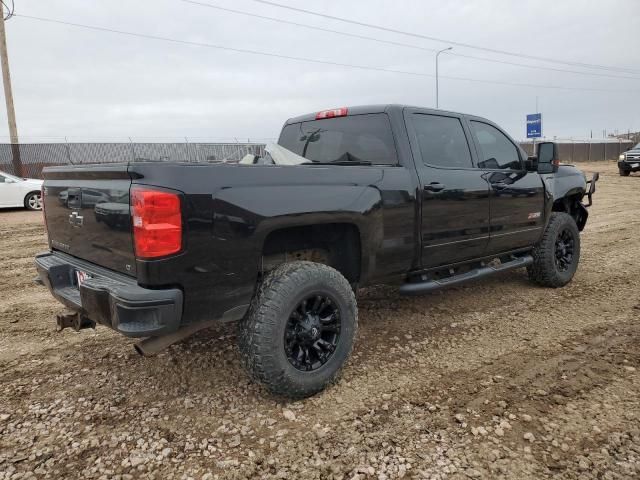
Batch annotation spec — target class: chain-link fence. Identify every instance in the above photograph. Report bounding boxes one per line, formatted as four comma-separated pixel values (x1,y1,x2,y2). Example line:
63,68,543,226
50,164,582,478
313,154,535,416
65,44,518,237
0,142,267,178
0,140,633,179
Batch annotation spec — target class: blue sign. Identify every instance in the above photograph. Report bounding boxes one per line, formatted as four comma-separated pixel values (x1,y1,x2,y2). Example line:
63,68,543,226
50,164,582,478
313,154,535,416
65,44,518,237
526,113,542,138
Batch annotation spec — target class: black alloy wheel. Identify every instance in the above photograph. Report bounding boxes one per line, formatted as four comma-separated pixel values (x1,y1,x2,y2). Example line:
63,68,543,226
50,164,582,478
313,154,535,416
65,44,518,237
527,212,581,288
554,228,575,273
284,294,341,371
238,261,357,398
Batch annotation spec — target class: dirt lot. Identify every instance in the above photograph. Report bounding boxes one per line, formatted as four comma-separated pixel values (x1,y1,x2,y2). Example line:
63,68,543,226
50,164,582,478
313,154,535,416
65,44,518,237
1,161,639,480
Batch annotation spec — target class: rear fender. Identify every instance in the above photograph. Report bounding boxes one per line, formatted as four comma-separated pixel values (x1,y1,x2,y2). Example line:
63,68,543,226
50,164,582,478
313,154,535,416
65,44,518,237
212,183,384,283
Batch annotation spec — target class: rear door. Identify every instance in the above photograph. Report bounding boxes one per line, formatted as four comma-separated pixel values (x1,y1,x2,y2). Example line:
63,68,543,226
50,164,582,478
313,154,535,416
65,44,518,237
467,120,545,254
43,164,136,275
405,109,491,268
278,111,418,280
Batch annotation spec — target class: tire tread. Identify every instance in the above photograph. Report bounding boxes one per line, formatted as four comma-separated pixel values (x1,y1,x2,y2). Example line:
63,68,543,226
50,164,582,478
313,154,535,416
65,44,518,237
238,261,357,399
527,212,580,288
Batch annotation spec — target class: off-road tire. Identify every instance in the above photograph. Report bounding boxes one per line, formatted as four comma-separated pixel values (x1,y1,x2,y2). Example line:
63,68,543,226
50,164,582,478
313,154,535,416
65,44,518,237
238,261,357,399
527,212,580,288
619,169,630,177
24,191,42,211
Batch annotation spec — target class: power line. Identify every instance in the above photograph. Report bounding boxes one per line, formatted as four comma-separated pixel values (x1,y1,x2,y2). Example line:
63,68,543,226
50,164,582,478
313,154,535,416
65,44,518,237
182,0,640,81
13,14,640,94
247,0,640,75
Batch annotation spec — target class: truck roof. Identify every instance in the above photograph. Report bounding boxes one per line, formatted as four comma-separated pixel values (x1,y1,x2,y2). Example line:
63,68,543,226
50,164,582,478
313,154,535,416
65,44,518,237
284,104,475,125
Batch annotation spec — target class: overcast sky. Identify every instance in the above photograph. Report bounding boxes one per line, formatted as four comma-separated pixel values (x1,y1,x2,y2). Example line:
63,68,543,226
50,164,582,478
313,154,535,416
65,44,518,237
2,0,639,142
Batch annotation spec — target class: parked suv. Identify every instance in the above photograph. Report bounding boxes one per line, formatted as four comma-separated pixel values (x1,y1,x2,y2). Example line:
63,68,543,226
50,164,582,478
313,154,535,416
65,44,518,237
35,105,598,398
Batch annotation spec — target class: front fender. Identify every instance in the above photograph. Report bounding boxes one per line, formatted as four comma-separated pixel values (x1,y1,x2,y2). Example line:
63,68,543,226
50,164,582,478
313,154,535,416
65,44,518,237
541,165,587,203
541,165,589,231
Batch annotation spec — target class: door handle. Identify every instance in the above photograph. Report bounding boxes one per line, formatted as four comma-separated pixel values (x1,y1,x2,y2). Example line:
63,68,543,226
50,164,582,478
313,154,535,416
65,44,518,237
424,182,445,192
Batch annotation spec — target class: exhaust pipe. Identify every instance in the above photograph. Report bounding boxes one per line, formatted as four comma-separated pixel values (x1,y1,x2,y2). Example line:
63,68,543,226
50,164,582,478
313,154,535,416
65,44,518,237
134,319,217,357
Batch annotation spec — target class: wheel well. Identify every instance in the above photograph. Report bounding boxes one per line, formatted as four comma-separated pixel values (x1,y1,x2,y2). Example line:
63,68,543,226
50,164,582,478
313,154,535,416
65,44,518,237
24,190,41,203
261,223,361,284
552,194,587,231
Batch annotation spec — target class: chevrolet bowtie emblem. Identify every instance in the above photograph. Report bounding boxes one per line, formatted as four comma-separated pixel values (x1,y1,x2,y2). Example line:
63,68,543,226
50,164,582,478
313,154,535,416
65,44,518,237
69,211,84,227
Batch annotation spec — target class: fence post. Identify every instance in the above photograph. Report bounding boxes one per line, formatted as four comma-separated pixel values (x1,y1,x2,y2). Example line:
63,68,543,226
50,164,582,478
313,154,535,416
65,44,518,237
64,136,73,165
128,137,136,161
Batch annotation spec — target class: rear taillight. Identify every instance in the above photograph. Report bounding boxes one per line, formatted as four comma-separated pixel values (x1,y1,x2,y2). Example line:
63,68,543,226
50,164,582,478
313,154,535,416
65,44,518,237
315,107,348,120
131,187,182,259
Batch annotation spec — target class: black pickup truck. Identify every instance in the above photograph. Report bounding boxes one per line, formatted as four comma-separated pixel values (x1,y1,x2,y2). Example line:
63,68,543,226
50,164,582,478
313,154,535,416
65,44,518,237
35,105,598,398
618,142,640,176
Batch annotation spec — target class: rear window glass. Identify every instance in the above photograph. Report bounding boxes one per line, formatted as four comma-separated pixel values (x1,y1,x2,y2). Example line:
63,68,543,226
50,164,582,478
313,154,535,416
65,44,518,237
278,113,398,165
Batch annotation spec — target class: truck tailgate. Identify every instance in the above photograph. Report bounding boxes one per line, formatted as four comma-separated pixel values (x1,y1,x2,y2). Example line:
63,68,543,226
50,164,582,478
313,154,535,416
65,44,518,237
42,164,136,276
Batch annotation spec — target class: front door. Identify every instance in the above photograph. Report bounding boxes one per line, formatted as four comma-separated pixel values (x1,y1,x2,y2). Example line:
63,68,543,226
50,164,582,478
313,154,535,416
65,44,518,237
405,110,491,268
468,120,545,254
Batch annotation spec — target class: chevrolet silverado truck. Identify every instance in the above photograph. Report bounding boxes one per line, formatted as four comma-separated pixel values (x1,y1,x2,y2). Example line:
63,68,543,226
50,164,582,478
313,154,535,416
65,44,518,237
35,105,598,398
618,142,640,176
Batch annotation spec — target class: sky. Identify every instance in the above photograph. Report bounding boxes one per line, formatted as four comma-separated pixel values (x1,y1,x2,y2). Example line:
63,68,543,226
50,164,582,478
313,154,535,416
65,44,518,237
2,0,639,143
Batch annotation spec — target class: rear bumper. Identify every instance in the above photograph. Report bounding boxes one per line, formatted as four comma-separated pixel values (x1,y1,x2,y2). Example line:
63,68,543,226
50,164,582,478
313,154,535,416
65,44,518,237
35,251,183,337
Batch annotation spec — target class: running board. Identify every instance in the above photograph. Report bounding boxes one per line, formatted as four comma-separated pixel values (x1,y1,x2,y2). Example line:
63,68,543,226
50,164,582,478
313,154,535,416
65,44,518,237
399,255,533,296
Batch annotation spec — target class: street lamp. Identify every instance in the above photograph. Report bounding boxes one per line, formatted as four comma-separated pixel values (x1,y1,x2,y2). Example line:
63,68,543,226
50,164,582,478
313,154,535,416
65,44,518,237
435,47,453,109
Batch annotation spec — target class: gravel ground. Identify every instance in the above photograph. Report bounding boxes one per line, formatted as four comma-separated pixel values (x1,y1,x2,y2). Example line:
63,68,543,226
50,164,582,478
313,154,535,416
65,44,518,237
1,161,639,480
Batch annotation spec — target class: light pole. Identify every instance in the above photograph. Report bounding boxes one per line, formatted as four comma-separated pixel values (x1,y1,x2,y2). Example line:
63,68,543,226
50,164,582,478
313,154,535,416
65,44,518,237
435,47,452,109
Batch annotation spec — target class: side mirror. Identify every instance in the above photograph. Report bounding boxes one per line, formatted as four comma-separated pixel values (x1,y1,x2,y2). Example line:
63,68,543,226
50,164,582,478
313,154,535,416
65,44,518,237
536,142,558,174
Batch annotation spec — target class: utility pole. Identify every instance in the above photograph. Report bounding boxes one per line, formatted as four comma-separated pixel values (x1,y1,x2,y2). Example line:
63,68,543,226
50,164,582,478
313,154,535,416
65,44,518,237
435,46,452,109
0,7,21,176
532,96,539,156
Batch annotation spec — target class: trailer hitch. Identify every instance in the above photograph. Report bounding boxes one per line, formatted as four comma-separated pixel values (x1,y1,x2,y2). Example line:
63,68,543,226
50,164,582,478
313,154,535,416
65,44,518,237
56,311,96,332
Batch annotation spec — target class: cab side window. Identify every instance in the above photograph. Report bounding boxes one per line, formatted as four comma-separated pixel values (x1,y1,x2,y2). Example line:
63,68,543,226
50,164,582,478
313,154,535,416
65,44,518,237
0,175,7,183
470,121,522,170
412,114,473,168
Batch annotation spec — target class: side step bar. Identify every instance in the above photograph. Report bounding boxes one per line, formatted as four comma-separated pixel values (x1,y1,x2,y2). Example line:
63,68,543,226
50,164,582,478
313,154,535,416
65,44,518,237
399,255,533,296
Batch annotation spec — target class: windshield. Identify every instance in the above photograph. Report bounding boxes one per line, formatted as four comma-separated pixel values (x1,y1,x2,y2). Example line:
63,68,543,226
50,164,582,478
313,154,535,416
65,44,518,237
634,143,640,150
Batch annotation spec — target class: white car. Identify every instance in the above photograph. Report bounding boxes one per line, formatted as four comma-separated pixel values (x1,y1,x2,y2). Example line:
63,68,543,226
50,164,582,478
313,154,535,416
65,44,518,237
0,170,44,210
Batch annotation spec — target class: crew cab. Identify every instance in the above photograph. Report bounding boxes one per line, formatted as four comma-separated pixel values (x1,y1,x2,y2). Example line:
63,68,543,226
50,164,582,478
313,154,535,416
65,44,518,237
35,105,598,398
